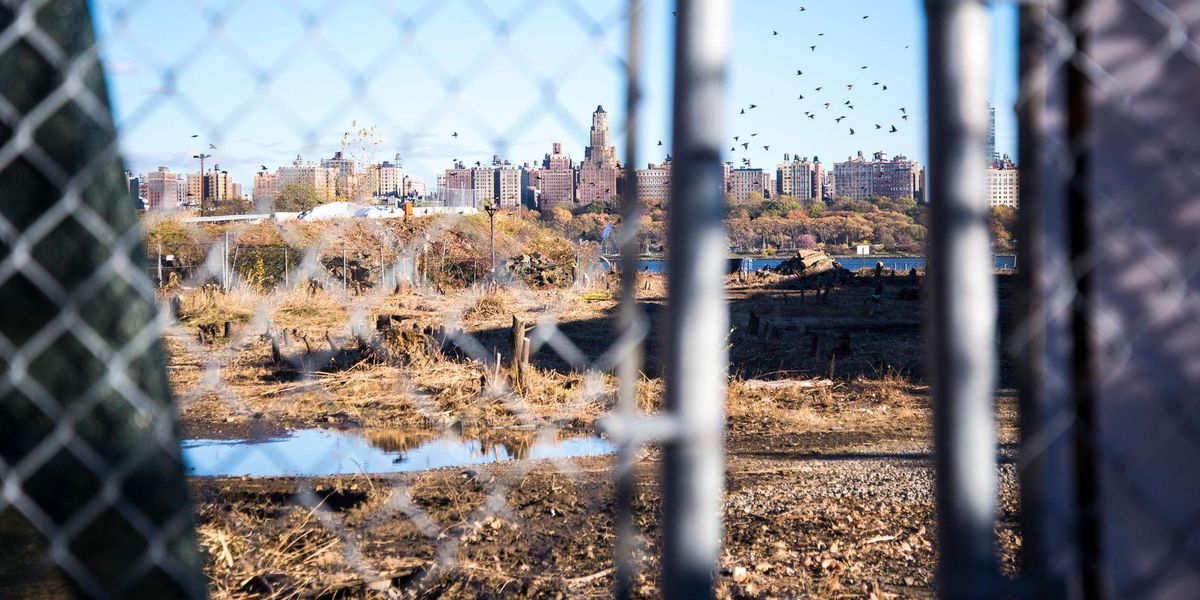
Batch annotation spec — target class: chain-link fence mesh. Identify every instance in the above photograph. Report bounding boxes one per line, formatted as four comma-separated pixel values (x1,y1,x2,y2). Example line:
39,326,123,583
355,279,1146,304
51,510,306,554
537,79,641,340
4,0,1199,598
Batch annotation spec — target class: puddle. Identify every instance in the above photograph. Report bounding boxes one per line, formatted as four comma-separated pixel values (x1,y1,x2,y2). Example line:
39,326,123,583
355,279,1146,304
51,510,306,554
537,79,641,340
182,429,615,477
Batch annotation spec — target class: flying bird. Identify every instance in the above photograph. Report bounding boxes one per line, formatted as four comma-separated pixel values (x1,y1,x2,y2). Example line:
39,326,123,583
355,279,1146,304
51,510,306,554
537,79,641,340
815,86,823,91
190,134,199,138
740,108,746,114
835,116,846,123
763,145,770,151
882,85,888,90
875,124,882,129
260,165,267,170
847,84,854,90
741,143,750,149
890,125,899,133
810,45,816,51
807,114,815,120
772,30,778,35
863,15,869,19
657,140,663,146
873,82,880,86
750,133,758,137
900,107,907,114
208,143,216,149
824,102,831,109
796,69,803,76
731,146,736,152
850,128,856,135
798,94,805,100
902,115,909,121
734,136,740,141
861,66,868,70
844,101,852,105
452,131,458,137
749,104,758,109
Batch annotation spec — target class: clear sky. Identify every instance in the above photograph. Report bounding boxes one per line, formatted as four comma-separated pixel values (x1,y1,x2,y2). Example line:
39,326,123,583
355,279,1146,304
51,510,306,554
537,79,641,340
92,0,1017,189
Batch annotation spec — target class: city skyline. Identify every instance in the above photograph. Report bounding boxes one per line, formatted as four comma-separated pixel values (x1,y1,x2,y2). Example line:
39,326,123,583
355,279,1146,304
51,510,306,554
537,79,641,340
93,0,1018,189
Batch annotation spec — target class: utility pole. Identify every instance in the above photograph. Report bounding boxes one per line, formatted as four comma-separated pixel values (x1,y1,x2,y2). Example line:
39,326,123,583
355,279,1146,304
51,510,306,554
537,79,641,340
193,152,211,215
484,202,498,278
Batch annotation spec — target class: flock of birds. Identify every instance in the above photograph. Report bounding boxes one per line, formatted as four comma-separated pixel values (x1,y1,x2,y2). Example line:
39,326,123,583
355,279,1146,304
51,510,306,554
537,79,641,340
729,8,912,168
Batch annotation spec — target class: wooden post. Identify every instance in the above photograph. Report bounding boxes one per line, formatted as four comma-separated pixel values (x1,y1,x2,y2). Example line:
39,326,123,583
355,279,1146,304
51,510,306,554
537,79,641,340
269,326,282,365
510,315,528,390
223,321,232,338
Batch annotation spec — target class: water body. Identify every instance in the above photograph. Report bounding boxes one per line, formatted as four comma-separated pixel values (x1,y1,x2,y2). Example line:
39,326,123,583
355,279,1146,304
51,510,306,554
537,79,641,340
610,255,1016,274
183,429,615,477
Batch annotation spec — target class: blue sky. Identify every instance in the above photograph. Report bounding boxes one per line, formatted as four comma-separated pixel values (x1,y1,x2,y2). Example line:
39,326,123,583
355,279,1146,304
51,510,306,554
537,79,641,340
92,0,1017,189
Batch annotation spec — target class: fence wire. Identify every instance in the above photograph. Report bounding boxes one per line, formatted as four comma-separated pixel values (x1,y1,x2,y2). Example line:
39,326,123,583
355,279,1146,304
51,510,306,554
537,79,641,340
4,0,1200,598
0,0,697,597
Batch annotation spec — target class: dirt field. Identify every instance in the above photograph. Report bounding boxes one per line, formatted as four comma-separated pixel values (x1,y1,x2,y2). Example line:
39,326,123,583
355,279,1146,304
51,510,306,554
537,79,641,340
169,269,1022,598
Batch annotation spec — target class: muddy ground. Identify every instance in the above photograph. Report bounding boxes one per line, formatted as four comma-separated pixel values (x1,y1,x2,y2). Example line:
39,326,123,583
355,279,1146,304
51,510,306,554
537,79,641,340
173,271,1022,598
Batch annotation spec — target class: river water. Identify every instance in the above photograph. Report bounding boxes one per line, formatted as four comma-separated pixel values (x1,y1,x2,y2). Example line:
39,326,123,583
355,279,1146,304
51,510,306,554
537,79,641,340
607,254,1016,274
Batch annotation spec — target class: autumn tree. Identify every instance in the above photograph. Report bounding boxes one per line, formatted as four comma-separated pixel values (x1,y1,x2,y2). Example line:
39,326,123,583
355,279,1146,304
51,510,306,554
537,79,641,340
275,182,324,212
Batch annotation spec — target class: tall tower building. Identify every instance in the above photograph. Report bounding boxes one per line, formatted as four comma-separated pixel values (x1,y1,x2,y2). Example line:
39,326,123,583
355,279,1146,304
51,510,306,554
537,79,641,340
578,105,620,204
536,142,576,209
986,101,998,164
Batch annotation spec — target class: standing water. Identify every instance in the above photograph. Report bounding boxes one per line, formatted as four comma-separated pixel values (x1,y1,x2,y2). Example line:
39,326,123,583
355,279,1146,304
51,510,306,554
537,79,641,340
183,429,615,477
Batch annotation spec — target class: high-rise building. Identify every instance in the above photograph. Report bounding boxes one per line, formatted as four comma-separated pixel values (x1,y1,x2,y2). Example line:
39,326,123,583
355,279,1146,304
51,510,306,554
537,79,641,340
635,159,672,205
536,142,575,209
987,155,1019,207
578,105,620,205
471,164,495,205
253,172,279,208
812,156,826,200
832,151,923,201
278,155,337,201
986,101,998,164
321,151,358,199
495,161,522,208
202,165,238,204
728,165,771,202
143,167,181,210
374,154,404,198
775,154,817,200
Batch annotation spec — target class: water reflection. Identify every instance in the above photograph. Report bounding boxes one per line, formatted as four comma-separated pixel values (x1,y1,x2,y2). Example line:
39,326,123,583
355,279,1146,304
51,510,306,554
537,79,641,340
183,429,614,477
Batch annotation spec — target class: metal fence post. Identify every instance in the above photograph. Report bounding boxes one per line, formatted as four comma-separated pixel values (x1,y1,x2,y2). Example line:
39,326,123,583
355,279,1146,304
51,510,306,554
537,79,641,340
223,230,230,289
924,0,999,597
662,0,730,596
157,243,163,287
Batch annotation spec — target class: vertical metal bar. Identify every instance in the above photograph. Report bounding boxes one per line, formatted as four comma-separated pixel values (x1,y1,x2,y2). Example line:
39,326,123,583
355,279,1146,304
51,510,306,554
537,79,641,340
157,243,163,288
223,231,230,289
284,245,289,288
663,0,729,596
1015,3,1054,597
924,0,999,597
614,1,643,597
1064,0,1102,596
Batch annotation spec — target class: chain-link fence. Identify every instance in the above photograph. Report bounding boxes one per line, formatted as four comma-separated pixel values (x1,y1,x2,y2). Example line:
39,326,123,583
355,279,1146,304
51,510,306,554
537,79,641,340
4,0,1199,598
